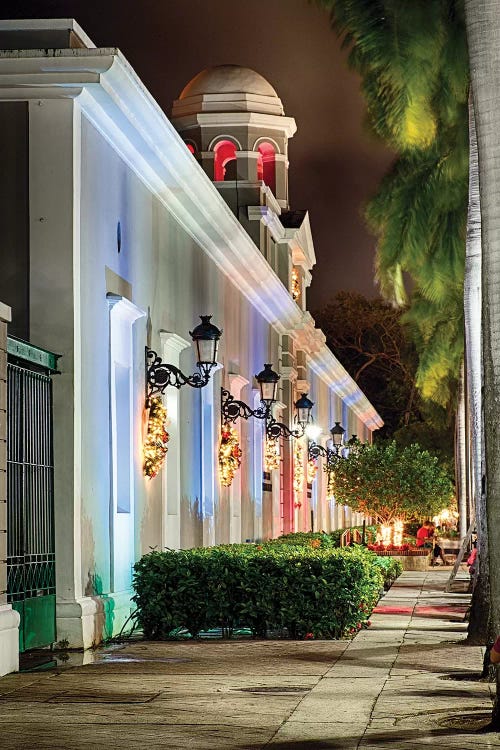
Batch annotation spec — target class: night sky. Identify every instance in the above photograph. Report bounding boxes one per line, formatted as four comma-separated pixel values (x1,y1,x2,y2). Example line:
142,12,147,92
2,0,394,309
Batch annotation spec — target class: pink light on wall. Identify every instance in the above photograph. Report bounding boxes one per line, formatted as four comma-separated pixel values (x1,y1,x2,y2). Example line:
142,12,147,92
214,139,237,181
257,141,276,194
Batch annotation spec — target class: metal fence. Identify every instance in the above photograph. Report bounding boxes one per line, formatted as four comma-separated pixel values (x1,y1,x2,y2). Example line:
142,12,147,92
6,364,55,605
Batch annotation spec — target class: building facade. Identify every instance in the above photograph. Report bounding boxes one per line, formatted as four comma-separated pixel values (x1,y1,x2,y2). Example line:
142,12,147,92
0,19,382,675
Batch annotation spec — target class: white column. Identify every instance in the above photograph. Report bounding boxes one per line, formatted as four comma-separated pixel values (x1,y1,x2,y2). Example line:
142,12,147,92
159,332,190,550
201,367,223,547
228,375,249,543
28,99,88,646
251,388,264,542
108,297,145,594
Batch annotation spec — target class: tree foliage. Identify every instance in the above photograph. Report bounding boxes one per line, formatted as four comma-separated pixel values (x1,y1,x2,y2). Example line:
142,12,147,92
318,0,469,408
315,292,454,472
332,441,454,524
315,291,418,436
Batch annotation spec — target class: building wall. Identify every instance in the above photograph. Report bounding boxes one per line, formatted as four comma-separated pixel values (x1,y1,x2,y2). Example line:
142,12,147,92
0,62,381,651
77,113,279,593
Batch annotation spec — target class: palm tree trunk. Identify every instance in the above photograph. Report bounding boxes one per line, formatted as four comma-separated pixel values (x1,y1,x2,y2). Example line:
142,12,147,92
455,362,468,539
465,0,500,725
465,96,490,643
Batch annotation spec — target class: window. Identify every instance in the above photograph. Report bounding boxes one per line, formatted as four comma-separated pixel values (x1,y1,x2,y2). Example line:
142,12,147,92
256,141,276,194
214,139,237,181
114,363,131,513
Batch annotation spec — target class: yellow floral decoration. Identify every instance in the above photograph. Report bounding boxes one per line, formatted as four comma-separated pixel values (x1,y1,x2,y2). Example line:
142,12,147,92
307,458,318,483
293,440,305,508
219,423,243,487
264,437,280,471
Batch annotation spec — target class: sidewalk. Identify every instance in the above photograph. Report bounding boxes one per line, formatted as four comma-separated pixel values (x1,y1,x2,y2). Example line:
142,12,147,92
0,569,498,749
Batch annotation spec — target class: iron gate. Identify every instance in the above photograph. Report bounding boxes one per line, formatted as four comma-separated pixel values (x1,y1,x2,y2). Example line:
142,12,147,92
7,362,56,652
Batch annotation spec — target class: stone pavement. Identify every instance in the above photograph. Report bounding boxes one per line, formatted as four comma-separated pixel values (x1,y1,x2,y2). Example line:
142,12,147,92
0,569,499,749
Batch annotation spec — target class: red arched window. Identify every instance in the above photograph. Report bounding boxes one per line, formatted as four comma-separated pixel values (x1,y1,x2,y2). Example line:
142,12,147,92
214,140,237,181
185,142,196,155
257,141,276,194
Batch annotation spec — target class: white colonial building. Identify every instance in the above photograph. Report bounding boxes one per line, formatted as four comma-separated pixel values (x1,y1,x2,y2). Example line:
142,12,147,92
0,19,382,675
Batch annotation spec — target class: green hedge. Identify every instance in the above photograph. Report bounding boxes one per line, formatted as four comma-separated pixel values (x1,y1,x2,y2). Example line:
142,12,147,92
133,544,387,640
264,526,378,550
370,555,403,590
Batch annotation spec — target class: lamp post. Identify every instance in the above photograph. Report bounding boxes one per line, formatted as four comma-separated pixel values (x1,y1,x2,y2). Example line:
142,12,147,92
146,315,222,399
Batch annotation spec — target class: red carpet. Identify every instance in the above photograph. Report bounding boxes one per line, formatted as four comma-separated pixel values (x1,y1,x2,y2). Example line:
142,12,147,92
372,604,468,617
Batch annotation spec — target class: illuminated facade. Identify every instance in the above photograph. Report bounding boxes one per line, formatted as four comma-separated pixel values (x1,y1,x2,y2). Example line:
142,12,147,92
0,20,382,670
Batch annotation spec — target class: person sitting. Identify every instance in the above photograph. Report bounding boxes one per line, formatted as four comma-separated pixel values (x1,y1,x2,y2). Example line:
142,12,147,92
467,544,477,572
490,636,500,665
416,520,446,565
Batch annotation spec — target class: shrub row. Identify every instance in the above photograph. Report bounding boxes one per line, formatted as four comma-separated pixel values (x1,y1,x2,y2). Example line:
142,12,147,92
132,543,395,640
265,526,378,550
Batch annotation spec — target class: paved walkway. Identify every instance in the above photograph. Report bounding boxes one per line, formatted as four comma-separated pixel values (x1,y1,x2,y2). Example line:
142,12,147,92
0,569,499,749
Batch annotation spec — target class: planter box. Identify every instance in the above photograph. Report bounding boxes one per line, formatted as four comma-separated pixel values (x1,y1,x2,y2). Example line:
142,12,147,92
374,550,430,571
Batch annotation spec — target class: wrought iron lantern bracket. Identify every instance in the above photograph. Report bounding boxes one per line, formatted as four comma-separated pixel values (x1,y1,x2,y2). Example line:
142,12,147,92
308,442,328,462
308,441,345,466
221,388,304,440
221,387,270,425
266,417,304,441
146,347,212,399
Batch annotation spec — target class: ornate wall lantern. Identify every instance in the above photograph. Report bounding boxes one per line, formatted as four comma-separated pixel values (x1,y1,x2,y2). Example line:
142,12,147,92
266,393,314,440
307,421,346,464
221,363,314,440
146,315,222,399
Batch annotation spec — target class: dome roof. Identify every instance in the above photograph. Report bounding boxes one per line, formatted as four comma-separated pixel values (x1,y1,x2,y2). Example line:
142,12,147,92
179,65,279,100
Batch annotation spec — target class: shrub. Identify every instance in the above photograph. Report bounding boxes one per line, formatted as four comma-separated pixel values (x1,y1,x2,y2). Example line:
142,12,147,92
370,556,403,590
132,544,386,640
263,526,378,550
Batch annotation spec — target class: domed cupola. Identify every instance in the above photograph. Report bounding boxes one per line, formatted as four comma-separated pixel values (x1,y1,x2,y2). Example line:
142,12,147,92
171,64,297,209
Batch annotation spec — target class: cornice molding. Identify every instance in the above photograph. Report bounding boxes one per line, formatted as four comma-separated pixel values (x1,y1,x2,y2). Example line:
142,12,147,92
172,111,297,138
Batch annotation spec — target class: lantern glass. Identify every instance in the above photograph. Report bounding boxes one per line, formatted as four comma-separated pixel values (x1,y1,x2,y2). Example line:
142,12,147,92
190,315,222,367
294,393,314,428
256,364,280,405
195,337,218,366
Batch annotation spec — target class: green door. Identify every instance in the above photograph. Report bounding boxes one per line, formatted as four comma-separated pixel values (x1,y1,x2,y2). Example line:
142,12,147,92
7,358,56,652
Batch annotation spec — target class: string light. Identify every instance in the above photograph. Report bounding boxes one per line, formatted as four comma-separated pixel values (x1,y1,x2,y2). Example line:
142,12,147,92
219,422,243,487
264,437,280,471
293,439,305,508
380,524,392,547
393,519,404,547
143,397,169,479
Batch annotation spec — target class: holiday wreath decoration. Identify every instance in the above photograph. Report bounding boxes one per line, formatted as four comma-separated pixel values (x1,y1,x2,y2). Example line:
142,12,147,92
219,423,243,487
143,397,170,479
